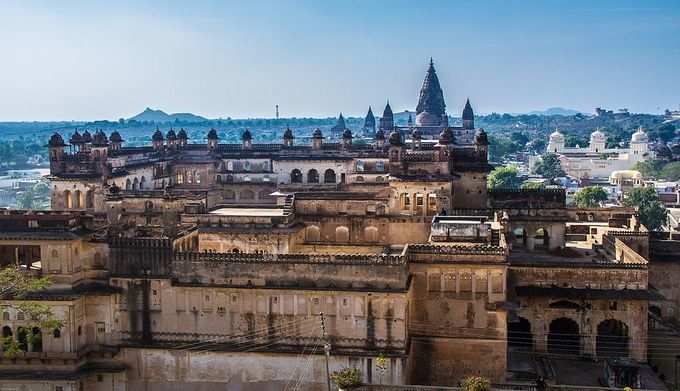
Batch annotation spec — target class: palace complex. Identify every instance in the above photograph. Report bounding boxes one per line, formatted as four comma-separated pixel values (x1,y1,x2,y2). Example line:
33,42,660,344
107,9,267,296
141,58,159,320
0,61,676,391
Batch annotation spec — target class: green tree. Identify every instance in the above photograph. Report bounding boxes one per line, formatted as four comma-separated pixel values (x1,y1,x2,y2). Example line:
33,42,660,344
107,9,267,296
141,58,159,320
622,187,668,231
0,264,62,356
461,376,491,391
574,186,608,208
648,123,676,143
532,153,566,181
488,166,523,189
633,160,664,178
659,161,680,181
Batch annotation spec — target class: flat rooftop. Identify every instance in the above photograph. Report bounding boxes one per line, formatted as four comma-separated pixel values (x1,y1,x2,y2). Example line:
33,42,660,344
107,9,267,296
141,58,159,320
209,207,285,217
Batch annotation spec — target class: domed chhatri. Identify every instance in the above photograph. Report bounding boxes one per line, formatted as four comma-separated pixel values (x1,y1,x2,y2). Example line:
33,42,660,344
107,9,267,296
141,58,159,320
177,128,188,140
109,131,123,143
152,128,164,141
312,128,323,139
283,127,294,140
631,127,648,143
342,128,353,139
242,129,252,141
475,128,489,145
49,132,66,147
82,130,93,143
388,130,402,146
166,129,177,140
207,128,219,140
438,127,454,145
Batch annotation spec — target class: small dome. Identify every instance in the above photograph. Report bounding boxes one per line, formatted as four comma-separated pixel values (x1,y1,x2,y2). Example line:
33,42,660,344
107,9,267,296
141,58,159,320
109,131,123,142
375,129,385,140
152,128,164,141
177,128,188,139
92,130,108,146
109,183,120,194
207,129,218,140
389,130,402,146
590,129,606,142
475,128,489,145
48,133,65,147
166,129,177,140
312,128,323,139
82,130,93,143
631,128,648,143
549,130,565,142
283,127,294,139
438,127,454,145
242,129,252,141
416,111,441,127
411,129,422,139
69,130,82,144
342,128,352,139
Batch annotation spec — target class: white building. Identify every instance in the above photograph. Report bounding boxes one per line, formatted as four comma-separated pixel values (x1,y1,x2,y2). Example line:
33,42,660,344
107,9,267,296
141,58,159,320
537,128,653,179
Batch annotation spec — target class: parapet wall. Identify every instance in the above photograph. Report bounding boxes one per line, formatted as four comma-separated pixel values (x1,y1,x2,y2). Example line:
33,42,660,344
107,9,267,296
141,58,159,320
172,251,408,291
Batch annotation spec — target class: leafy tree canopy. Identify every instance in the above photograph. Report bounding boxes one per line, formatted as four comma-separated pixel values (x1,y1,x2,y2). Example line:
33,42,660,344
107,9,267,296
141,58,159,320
532,153,566,181
488,166,523,189
622,187,668,231
574,186,608,208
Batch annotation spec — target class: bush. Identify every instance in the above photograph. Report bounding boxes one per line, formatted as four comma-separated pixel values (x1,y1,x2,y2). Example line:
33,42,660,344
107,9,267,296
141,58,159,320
461,376,491,391
330,367,362,389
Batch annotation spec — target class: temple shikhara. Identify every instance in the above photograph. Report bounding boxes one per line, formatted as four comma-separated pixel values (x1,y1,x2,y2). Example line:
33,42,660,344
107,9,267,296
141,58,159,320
0,61,673,390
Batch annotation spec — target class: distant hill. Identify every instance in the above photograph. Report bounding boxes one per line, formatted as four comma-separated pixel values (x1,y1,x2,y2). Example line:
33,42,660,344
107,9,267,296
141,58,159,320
525,107,582,116
128,108,208,123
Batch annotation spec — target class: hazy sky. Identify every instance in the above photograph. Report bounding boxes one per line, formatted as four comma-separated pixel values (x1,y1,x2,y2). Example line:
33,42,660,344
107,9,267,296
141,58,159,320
1,0,679,121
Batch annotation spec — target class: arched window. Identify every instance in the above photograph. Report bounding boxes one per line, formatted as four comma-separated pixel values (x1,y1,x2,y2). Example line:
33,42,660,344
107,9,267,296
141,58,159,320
17,327,28,351
73,190,82,208
194,171,201,184
355,176,364,182
64,190,73,209
140,176,146,190
93,252,103,267
125,179,131,190
2,325,12,338
291,169,303,183
186,171,193,184
176,172,184,184
132,178,139,190
2,311,9,321
376,176,384,182
306,225,320,242
31,327,42,352
307,169,319,183
335,226,349,242
240,190,254,200
324,169,336,184
364,226,378,243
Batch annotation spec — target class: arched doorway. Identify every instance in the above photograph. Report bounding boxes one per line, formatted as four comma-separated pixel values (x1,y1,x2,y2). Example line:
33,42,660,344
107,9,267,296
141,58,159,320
597,319,629,358
307,169,319,183
508,317,533,349
535,228,549,250
324,169,336,184
290,169,302,183
548,317,580,356
512,227,527,248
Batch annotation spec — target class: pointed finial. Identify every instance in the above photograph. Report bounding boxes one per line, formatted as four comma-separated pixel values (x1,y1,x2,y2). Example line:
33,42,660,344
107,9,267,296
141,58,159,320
430,57,434,67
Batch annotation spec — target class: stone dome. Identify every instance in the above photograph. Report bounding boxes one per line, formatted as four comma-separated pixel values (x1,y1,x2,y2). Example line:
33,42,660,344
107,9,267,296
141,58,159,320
438,127,453,145
242,129,252,141
283,127,294,139
475,128,489,145
312,128,323,139
207,129,218,140
166,129,177,140
415,111,441,127
411,129,422,139
82,130,93,143
590,129,606,143
375,129,385,140
49,133,65,147
549,130,565,142
109,131,123,142
70,130,83,144
631,128,648,143
342,128,353,139
388,130,402,146
177,128,188,140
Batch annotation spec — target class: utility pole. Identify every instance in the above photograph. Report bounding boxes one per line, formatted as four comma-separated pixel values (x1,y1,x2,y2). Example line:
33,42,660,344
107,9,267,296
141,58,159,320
320,312,331,391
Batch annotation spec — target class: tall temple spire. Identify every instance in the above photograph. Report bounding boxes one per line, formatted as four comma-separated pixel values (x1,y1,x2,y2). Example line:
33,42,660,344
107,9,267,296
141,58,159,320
363,106,376,131
462,98,474,130
415,58,446,127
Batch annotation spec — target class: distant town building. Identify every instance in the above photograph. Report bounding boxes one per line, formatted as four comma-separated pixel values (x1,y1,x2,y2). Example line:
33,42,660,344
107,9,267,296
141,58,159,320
537,127,653,179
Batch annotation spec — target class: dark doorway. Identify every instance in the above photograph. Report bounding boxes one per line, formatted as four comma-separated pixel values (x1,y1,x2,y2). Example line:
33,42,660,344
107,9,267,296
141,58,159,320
597,319,629,358
508,317,533,349
548,317,580,356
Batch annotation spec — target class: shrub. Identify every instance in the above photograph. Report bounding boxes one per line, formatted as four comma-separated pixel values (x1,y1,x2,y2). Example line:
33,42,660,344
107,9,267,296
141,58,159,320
461,376,491,391
330,367,362,389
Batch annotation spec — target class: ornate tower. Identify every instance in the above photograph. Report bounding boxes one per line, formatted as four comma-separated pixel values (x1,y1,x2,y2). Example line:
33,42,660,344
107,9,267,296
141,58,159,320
312,128,323,150
177,128,188,148
109,131,123,151
207,128,219,151
342,128,352,150
415,58,446,127
242,129,252,149
166,129,177,149
152,128,164,151
462,99,474,130
363,106,376,133
48,133,66,174
379,102,394,132
475,128,489,161
283,127,294,147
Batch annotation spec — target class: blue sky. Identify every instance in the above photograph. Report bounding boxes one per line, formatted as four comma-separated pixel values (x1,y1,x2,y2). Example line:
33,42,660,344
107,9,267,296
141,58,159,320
0,0,678,120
